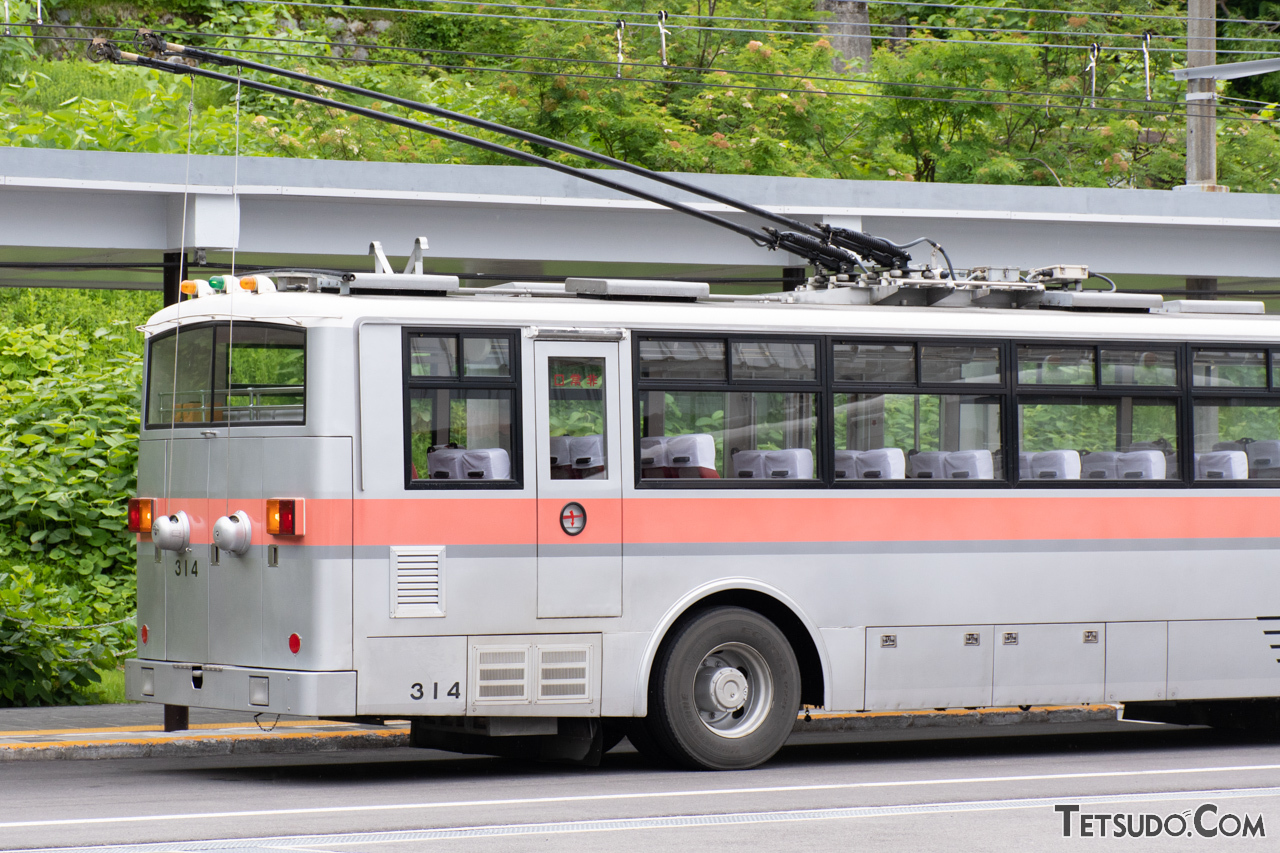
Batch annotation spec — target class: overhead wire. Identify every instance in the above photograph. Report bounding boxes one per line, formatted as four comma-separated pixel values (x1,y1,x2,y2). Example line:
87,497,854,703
6,31,1277,127
21,17,1280,58
7,22,1270,115
225,0,1280,54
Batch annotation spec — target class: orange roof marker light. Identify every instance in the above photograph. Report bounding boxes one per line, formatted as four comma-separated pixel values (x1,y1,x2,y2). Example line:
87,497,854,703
127,498,154,533
179,279,216,298
267,498,304,536
237,275,278,294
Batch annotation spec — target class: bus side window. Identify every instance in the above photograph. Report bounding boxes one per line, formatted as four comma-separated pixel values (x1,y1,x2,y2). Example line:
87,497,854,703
1015,344,1180,482
1191,349,1280,481
405,331,520,486
832,341,1003,482
637,337,819,484
548,357,607,480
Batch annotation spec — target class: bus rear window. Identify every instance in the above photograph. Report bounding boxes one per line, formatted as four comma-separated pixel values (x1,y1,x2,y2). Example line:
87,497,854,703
146,323,306,428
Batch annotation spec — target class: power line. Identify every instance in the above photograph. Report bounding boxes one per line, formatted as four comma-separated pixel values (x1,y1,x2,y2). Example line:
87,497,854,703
89,27,1209,111
6,32,1277,126
229,0,1280,55
24,12,1280,57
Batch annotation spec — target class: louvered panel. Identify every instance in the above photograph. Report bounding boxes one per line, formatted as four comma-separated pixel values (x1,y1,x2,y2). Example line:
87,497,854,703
536,645,591,703
472,646,530,704
389,546,445,618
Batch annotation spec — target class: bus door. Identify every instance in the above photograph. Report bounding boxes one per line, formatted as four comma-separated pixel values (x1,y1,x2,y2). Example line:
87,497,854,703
533,340,623,618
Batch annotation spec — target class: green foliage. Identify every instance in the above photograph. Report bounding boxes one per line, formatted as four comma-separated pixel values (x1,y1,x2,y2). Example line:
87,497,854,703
0,563,132,707
0,323,141,576
2,0,1278,190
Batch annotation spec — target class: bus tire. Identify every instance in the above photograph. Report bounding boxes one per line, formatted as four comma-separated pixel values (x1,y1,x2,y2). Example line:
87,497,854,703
645,606,801,770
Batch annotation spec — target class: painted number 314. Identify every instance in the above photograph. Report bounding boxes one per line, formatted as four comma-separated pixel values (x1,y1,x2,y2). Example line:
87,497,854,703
411,682,460,700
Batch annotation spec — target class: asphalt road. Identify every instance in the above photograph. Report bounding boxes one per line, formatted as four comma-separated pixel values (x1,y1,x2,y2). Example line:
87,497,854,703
3,721,1279,852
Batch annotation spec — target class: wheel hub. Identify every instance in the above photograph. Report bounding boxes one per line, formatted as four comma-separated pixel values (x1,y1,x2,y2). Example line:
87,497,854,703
696,665,749,714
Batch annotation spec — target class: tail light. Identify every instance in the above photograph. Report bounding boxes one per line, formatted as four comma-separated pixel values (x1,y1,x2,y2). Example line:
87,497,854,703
128,498,154,533
266,498,303,536
288,633,302,655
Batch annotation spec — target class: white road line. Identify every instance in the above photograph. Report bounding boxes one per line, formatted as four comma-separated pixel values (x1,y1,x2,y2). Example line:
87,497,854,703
3,764,1280,830
11,788,1280,853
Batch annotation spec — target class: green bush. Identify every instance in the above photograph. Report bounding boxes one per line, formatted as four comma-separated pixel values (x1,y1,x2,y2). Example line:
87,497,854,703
0,324,141,576
0,563,131,706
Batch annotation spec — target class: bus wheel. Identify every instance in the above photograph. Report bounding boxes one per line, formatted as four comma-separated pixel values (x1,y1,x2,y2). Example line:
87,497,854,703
646,606,800,770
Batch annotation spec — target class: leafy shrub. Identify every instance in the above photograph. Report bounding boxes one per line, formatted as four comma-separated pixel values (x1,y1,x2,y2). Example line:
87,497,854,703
0,563,130,706
0,324,141,576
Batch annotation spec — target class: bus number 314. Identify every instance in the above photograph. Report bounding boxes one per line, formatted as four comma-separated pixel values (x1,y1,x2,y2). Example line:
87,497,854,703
411,682,461,700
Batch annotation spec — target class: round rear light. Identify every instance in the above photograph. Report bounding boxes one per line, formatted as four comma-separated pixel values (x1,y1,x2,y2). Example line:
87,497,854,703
288,633,301,655
140,624,149,645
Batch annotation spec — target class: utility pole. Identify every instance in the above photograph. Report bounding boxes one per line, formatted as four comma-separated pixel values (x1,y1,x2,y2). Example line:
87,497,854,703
817,0,872,72
1180,0,1223,299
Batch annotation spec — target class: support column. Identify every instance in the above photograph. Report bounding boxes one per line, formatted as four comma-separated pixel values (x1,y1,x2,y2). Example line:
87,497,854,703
162,251,187,307
163,704,189,732
1183,0,1226,193
1187,277,1218,301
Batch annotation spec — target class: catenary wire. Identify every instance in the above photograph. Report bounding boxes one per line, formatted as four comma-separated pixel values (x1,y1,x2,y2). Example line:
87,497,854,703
16,24,1266,115
123,41,1280,125
123,31,1215,111
225,0,1280,54
26,16,1280,57
6,33,1277,126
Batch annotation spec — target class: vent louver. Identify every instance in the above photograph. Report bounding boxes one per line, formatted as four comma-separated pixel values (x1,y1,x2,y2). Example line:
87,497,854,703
474,646,530,703
389,546,445,618
537,646,590,702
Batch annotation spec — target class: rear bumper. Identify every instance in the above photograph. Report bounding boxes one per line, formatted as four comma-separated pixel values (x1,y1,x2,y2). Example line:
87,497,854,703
125,658,356,717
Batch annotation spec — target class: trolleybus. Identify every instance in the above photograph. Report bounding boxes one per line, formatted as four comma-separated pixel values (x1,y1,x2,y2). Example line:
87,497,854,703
125,254,1280,769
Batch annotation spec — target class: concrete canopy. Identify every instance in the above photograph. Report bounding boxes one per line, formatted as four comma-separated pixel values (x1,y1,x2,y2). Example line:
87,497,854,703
2,147,1279,292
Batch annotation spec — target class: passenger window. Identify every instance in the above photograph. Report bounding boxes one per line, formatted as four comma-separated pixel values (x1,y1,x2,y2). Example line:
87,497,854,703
833,393,1002,480
833,343,915,383
1193,350,1266,388
920,345,1002,384
639,390,816,480
1017,346,1094,386
637,336,820,484
409,336,457,377
1018,397,1178,481
638,340,726,380
405,330,520,486
1192,399,1280,480
548,357,607,480
1101,349,1177,386
463,337,511,377
409,390,514,480
731,341,816,381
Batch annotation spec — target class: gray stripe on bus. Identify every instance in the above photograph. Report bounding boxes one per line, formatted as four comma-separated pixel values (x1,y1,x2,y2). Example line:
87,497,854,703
263,538,1280,561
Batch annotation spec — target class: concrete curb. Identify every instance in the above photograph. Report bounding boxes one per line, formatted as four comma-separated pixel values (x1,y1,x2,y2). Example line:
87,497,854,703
0,705,1121,761
0,728,409,761
794,704,1121,733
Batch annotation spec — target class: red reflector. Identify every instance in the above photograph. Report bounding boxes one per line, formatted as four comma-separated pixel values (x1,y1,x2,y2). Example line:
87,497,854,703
128,498,154,533
140,624,149,645
288,633,301,655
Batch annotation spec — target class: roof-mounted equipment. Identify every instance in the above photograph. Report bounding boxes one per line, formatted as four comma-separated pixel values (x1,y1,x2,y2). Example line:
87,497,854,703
566,278,710,302
341,239,459,296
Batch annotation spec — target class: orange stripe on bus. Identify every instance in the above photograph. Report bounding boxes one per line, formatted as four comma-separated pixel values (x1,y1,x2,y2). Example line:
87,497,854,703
143,494,1280,548
622,495,1280,543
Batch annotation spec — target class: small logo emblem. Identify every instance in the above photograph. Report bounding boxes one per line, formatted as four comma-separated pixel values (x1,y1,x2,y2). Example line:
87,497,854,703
560,502,587,536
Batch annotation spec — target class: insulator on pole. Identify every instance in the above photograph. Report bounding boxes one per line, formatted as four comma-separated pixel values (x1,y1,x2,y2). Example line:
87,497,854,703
615,20,625,78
